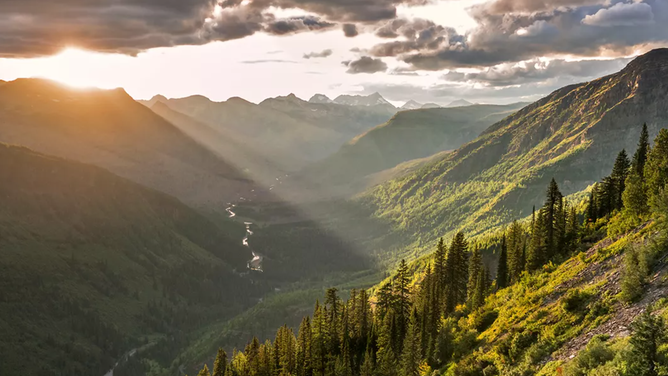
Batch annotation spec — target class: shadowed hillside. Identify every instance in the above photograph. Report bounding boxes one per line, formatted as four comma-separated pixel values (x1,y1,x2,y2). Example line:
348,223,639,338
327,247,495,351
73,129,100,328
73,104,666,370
0,79,254,210
0,143,267,375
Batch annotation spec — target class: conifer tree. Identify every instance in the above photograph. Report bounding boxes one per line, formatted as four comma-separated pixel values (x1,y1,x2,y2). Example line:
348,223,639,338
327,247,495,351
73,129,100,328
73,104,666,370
400,311,422,376
394,260,412,343
623,172,649,218
632,123,651,177
376,312,398,376
496,234,509,289
444,233,469,314
198,364,212,376
467,247,482,307
213,348,228,376
627,310,666,376
296,317,312,376
360,345,375,376
433,238,447,309
645,129,668,212
507,220,525,282
312,301,327,376
586,185,598,224
527,208,547,271
611,149,631,210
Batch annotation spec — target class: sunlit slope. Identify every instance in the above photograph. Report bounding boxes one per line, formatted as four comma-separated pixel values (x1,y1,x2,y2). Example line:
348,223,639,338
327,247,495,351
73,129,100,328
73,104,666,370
302,103,527,187
0,79,253,210
0,144,263,376
361,48,668,242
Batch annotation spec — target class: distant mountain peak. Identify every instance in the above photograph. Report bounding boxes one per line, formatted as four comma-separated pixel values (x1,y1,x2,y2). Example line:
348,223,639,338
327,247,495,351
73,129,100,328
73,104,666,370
446,99,474,108
401,100,423,110
333,92,394,108
421,103,441,109
309,94,333,104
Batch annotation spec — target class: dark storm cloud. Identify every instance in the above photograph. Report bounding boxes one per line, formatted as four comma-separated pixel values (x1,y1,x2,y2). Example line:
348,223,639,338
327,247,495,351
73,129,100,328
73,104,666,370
343,24,359,37
369,0,668,70
343,56,388,74
0,0,431,57
264,16,336,35
303,49,333,59
442,57,631,86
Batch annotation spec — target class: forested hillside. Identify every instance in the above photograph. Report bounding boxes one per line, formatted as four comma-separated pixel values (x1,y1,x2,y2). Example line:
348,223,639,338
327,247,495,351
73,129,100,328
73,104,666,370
0,144,268,375
0,79,254,210
184,125,668,376
301,103,527,190
360,49,668,253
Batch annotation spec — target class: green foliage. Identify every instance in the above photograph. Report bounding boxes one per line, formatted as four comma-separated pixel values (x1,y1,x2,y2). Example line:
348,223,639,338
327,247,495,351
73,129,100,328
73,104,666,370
561,289,592,313
646,129,668,212
562,335,615,376
620,245,650,303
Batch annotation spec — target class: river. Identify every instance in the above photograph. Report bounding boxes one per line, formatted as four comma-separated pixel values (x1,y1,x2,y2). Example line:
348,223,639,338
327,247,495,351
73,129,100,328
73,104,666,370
227,204,263,272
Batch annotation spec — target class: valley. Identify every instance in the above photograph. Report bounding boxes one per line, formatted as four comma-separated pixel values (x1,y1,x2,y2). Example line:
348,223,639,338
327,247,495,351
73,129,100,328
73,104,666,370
2,40,668,376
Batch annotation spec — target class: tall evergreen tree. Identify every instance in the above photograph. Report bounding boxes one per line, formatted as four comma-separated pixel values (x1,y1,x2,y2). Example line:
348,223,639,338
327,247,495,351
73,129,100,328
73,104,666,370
376,312,398,376
199,364,212,376
527,208,547,271
632,123,651,177
444,233,469,314
467,247,482,307
213,348,228,376
394,259,412,344
544,179,563,258
586,185,598,224
624,171,650,218
507,220,525,282
400,311,422,376
627,310,666,376
611,149,631,210
496,234,509,289
296,317,312,376
645,129,668,212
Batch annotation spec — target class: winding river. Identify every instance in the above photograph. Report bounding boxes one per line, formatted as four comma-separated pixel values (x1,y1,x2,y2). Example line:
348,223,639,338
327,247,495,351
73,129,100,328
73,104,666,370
227,204,263,272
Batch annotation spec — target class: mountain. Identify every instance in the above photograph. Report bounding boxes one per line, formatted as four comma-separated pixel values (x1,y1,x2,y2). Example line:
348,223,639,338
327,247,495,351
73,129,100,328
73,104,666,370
142,93,397,172
309,94,333,104
401,100,423,110
362,48,668,245
446,99,474,107
0,143,265,375
300,103,528,191
0,78,254,210
422,103,442,109
333,92,394,108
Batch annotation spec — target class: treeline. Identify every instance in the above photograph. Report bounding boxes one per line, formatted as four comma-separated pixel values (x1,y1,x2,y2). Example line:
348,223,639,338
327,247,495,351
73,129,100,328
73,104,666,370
190,125,668,376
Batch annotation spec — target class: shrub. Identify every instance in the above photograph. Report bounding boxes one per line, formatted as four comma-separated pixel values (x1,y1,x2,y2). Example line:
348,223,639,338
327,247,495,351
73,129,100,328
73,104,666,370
620,245,649,303
561,289,591,313
474,310,499,332
563,335,614,376
509,331,538,362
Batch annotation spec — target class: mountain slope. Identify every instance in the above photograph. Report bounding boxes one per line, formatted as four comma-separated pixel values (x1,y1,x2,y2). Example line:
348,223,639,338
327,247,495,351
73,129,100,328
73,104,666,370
301,103,527,189
0,143,265,376
0,79,253,210
362,48,668,247
142,93,396,171
333,92,394,108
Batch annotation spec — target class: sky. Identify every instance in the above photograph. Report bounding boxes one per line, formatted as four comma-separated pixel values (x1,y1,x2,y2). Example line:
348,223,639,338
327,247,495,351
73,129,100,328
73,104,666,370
0,0,666,106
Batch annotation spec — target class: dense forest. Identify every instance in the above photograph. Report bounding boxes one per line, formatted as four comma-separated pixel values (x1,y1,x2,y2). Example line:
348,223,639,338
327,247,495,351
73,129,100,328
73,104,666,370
172,125,668,376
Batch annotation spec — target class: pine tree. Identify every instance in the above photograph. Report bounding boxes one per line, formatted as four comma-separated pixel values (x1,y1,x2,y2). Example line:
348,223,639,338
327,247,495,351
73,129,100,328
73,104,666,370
565,205,579,253
611,149,631,210
359,345,375,376
527,208,547,271
507,220,525,282
213,348,228,376
645,129,668,212
632,123,651,177
296,317,312,376
444,233,469,314
586,185,598,224
471,267,487,310
544,179,563,257
467,247,482,307
623,171,650,219
376,312,398,376
627,310,666,376
198,364,212,376
496,234,509,289
400,311,422,376
394,259,412,344
433,238,447,311
312,301,327,376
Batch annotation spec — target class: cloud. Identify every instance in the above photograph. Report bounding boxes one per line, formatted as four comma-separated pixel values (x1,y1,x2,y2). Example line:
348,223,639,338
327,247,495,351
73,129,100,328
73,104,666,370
303,49,333,59
372,0,668,70
343,56,388,74
583,2,655,27
370,18,464,58
241,59,299,64
483,0,607,14
264,16,336,35
343,24,359,37
442,57,631,86
0,0,430,57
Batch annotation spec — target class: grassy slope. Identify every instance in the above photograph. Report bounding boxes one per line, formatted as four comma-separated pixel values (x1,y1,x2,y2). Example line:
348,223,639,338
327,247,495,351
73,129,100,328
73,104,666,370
360,49,668,259
303,103,527,187
0,144,267,376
